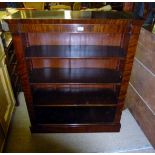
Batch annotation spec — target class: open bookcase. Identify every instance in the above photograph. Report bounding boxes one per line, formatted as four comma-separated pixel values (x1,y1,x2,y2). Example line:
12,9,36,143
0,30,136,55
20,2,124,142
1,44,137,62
5,11,143,132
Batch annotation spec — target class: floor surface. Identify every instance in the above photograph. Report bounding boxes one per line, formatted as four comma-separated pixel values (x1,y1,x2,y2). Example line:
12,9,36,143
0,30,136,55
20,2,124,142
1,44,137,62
4,92,155,153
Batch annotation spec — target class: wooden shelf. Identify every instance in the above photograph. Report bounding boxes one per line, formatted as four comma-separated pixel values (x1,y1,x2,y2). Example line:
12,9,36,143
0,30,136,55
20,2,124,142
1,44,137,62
25,45,125,59
30,68,121,84
35,106,116,124
33,88,117,106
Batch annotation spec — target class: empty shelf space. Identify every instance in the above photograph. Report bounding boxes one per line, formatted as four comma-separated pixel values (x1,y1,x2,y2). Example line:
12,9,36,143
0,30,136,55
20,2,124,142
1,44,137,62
25,45,126,58
35,106,116,124
33,88,117,106
30,68,121,84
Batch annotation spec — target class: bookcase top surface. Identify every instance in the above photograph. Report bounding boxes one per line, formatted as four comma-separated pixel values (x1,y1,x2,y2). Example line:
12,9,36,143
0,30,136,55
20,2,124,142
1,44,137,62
5,10,137,20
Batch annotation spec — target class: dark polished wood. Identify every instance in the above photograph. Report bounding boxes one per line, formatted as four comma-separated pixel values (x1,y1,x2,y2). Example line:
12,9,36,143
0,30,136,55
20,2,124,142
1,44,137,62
35,106,116,124
29,68,121,84
32,88,117,106
29,58,119,69
30,83,119,89
31,123,121,133
5,10,143,133
28,33,122,46
25,45,126,58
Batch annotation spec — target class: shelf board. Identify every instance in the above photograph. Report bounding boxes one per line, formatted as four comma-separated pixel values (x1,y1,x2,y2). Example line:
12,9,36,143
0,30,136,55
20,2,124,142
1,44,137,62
31,123,121,133
33,88,117,106
25,45,125,59
30,68,121,84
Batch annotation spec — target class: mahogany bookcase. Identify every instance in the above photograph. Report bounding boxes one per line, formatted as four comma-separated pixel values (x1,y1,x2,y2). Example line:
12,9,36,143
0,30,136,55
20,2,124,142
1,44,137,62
5,11,143,133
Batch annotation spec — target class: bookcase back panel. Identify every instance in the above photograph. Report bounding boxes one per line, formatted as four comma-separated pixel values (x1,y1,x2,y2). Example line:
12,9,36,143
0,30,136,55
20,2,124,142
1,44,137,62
27,33,122,46
28,58,119,69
